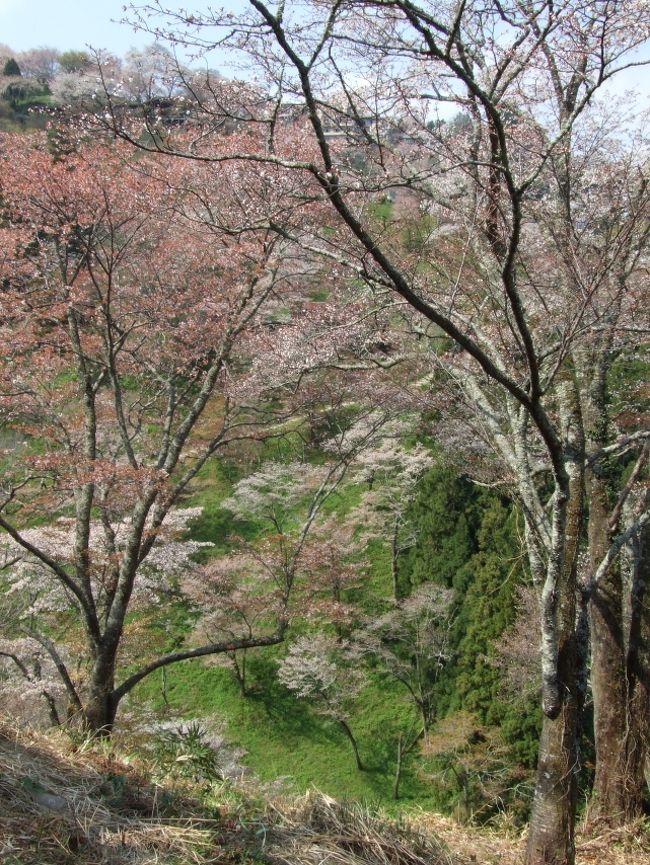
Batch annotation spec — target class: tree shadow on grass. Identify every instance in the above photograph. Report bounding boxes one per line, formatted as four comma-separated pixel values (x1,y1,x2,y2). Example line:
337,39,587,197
246,655,331,740
187,506,263,550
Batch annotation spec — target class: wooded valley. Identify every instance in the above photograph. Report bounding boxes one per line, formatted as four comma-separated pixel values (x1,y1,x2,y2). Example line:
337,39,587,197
0,3,649,865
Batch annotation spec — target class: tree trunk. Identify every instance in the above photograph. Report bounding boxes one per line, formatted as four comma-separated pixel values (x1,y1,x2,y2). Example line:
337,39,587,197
81,651,118,736
589,472,629,820
43,691,61,727
338,718,364,771
589,514,650,820
394,733,404,800
527,391,584,865
585,335,649,822
526,695,579,865
620,517,650,816
82,689,117,736
580,334,631,822
391,516,400,601
234,649,248,697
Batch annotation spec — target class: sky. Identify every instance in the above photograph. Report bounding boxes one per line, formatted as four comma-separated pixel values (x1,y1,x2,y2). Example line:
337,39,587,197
0,0,177,55
1,0,648,105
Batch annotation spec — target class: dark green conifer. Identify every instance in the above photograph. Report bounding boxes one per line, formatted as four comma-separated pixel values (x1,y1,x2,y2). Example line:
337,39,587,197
3,58,21,77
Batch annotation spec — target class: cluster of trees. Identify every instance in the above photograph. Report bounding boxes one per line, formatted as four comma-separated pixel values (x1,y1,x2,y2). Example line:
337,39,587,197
0,3,649,865
0,127,412,732
0,41,227,116
0,47,93,82
0,131,303,730
106,2,650,861
0,47,97,116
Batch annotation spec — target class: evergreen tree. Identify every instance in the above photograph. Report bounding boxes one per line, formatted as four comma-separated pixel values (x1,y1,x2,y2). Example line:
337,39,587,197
3,58,21,77
397,466,482,593
399,469,539,765
452,499,540,766
453,499,522,718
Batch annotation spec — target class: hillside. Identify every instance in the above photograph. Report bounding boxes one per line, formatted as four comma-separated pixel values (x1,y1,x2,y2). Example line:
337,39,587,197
1,723,647,865
1,6,650,864
0,721,456,865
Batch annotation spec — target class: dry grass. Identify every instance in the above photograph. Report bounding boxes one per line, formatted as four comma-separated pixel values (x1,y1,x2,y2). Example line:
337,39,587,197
575,817,650,865
409,811,524,865
261,793,456,865
0,721,461,865
410,810,650,865
0,721,647,865
0,723,216,864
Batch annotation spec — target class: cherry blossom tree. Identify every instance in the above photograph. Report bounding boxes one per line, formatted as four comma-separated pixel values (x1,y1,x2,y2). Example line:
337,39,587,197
421,135,650,825
0,130,310,734
182,406,398,691
352,437,434,599
358,584,454,738
185,551,278,697
185,463,348,694
357,583,454,797
278,633,367,771
16,47,61,84
102,1,650,857
0,508,210,724
297,518,366,633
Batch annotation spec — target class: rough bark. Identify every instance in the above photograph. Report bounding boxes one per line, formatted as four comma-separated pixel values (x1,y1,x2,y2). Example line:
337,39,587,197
619,517,650,816
583,338,649,822
527,385,584,865
527,695,579,865
589,473,629,819
82,652,118,735
526,536,581,863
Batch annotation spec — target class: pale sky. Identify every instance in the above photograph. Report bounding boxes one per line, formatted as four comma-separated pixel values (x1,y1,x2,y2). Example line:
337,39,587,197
0,0,178,55
1,0,649,104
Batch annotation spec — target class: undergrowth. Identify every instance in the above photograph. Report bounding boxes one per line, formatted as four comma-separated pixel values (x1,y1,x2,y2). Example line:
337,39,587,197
2,721,647,865
0,720,460,865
